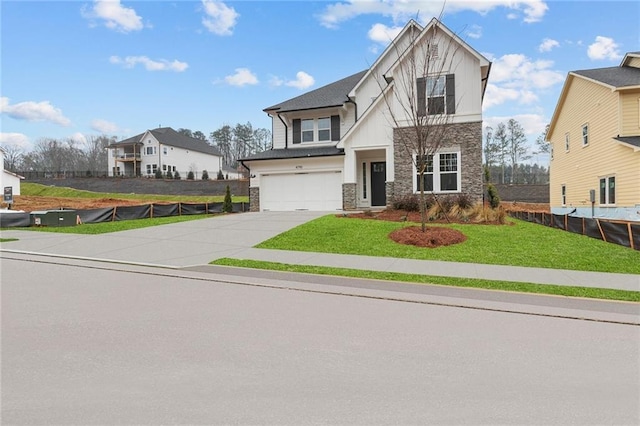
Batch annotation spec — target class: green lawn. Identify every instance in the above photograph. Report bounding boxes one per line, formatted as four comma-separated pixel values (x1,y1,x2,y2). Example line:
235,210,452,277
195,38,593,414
21,182,249,203
256,215,640,274
213,258,640,302
3,214,212,235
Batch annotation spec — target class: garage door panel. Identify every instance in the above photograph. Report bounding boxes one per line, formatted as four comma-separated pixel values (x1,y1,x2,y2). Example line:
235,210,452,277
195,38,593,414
261,172,342,211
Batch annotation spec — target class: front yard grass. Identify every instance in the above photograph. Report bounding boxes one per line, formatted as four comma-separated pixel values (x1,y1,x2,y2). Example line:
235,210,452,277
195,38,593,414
2,214,212,235
213,258,640,302
256,215,640,274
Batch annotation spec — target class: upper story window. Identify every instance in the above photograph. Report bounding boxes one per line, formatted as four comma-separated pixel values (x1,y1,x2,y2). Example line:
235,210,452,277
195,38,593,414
145,146,156,155
582,124,589,146
163,146,168,155
565,133,570,151
417,74,455,116
293,116,340,144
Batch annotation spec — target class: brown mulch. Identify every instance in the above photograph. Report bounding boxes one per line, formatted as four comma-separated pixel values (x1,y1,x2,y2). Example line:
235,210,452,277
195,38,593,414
389,226,467,248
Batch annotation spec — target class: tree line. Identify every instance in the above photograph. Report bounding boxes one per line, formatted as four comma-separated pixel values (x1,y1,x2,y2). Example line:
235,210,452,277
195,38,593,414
1,122,271,176
483,119,550,185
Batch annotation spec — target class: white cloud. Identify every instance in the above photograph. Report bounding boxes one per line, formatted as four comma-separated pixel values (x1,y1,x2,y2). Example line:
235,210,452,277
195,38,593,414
70,132,88,144
0,97,71,126
81,0,144,33
466,24,482,40
368,23,403,45
91,119,120,134
201,0,239,36
318,0,548,29
224,68,259,87
587,36,622,61
109,56,188,72
268,75,284,87
285,72,315,90
0,133,31,150
483,54,564,109
538,38,559,52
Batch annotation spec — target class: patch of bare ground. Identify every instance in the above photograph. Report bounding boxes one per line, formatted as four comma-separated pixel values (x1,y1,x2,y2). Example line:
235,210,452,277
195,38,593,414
389,226,467,248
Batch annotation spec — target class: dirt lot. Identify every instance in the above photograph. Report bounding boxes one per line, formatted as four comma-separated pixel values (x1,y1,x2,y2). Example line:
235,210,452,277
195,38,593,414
4,196,158,212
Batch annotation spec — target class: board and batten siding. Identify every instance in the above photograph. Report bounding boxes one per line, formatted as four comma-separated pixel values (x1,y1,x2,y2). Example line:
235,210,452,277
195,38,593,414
620,89,640,136
549,76,640,210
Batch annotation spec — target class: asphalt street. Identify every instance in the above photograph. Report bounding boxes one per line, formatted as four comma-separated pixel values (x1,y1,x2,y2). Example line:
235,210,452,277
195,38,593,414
2,253,639,425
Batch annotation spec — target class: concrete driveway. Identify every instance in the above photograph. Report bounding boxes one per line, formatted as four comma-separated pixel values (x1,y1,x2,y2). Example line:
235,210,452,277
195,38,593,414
0,211,328,268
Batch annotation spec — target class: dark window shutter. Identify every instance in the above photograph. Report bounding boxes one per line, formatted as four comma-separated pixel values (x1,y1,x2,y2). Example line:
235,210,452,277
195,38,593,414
331,115,340,141
292,119,301,144
446,74,455,115
417,77,426,116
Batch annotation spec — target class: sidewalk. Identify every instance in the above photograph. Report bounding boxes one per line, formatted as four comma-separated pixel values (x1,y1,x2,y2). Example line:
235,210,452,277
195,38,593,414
1,211,638,292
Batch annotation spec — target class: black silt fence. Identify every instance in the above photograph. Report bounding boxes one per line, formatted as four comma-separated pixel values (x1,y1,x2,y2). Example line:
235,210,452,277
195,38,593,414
2,202,250,228
509,211,639,251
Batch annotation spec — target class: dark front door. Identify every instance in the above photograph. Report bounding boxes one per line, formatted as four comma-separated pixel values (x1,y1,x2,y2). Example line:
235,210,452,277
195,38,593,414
371,162,386,207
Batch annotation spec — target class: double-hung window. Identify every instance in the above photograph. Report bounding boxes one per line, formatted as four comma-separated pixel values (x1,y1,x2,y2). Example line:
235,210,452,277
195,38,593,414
145,146,156,155
293,116,340,144
582,124,589,146
561,185,566,206
427,76,446,115
414,151,460,193
599,176,615,205
565,133,570,151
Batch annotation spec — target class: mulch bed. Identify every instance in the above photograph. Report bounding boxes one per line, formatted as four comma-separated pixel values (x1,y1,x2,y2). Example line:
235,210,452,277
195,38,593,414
389,226,467,248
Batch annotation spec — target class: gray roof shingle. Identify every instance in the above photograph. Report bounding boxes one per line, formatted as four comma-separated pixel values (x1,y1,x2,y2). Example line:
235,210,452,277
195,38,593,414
110,127,222,157
240,147,344,162
573,66,640,89
264,70,367,113
614,136,640,148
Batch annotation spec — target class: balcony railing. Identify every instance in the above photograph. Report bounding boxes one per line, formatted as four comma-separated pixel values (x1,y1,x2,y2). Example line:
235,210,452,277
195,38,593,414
114,153,141,160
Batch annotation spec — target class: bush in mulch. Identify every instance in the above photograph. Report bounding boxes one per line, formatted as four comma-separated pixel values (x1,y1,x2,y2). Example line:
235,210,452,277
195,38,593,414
389,226,467,248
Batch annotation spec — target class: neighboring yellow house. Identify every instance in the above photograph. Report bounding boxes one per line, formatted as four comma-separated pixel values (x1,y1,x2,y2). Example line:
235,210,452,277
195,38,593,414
546,51,640,221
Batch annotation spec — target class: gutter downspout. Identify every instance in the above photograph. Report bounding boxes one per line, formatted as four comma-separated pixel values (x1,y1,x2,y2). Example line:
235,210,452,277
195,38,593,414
277,113,288,149
346,97,358,122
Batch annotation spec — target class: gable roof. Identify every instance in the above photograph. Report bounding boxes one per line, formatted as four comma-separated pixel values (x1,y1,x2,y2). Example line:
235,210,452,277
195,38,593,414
264,70,367,113
109,127,222,157
547,53,640,139
572,66,640,90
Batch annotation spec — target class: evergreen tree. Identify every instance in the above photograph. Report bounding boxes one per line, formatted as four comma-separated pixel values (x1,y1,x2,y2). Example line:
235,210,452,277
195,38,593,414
222,185,233,213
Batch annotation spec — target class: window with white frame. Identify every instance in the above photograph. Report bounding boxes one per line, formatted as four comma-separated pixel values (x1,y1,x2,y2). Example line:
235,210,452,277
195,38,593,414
317,117,331,141
561,185,566,206
414,151,461,193
599,176,615,205
565,133,570,151
145,146,156,155
163,146,168,155
426,76,446,115
582,124,589,146
146,164,152,175
301,119,314,142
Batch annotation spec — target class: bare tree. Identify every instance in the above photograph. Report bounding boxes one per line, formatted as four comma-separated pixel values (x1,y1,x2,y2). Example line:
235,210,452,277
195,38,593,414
376,17,461,230
0,144,25,172
252,128,272,153
505,118,530,183
82,135,113,176
493,122,508,184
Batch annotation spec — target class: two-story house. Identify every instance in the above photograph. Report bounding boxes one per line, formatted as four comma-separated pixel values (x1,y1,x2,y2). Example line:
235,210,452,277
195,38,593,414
107,127,223,179
546,52,640,221
240,18,490,212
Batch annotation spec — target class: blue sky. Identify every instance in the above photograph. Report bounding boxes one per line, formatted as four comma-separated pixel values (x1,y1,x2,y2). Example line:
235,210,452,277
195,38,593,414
1,0,638,162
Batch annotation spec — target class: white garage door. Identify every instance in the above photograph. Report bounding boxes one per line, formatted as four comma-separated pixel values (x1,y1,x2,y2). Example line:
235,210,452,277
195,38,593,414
261,171,342,211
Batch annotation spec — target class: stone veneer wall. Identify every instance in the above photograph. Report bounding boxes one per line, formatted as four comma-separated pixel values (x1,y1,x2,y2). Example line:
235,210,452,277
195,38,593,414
249,187,260,212
392,121,483,204
342,183,357,210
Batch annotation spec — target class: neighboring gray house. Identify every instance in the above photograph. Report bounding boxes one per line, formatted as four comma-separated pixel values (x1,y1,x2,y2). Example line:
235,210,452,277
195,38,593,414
241,18,491,212
107,127,223,179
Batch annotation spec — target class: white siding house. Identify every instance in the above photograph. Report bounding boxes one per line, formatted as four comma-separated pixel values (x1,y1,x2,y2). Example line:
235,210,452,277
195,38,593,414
107,127,223,179
241,18,490,212
1,147,24,204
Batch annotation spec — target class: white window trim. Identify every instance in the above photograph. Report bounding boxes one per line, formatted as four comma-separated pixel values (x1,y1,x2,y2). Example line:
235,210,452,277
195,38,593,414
561,184,566,206
426,75,447,115
582,123,589,146
300,117,332,144
412,149,461,194
599,175,616,206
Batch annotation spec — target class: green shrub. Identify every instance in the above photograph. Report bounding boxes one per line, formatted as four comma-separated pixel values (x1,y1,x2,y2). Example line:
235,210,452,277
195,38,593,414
166,170,173,179
155,169,163,179
187,171,195,180
222,185,233,213
487,183,501,209
174,171,181,180
217,170,225,180
202,170,209,181
392,194,419,212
